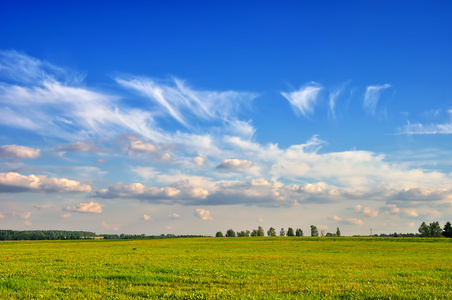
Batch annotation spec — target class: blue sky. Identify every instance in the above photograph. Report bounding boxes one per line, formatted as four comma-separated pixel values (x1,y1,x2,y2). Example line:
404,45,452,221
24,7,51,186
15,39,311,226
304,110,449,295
0,1,451,236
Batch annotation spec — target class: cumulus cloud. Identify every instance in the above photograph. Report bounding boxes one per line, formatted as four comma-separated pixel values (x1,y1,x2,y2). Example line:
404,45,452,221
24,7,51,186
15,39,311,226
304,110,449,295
0,145,41,160
93,181,208,204
403,208,419,217
143,214,151,221
58,141,104,153
333,215,363,225
65,201,104,214
59,213,71,219
131,167,159,180
195,208,212,220
193,156,207,166
363,84,391,114
216,159,254,170
169,213,180,219
0,172,92,193
102,221,120,231
33,204,52,210
281,82,322,117
129,140,158,153
355,205,379,217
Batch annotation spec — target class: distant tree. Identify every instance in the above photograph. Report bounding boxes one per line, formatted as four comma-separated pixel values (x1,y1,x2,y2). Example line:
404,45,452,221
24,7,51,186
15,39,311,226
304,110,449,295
215,231,224,237
295,228,303,236
245,230,250,237
418,222,430,237
225,229,236,237
251,229,258,237
336,227,341,237
267,227,276,236
237,231,246,237
429,221,442,238
280,228,285,236
287,227,294,236
443,221,452,238
257,226,265,237
310,225,319,237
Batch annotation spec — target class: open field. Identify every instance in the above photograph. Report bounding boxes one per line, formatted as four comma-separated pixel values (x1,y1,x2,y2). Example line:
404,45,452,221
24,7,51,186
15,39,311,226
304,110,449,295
1,237,451,299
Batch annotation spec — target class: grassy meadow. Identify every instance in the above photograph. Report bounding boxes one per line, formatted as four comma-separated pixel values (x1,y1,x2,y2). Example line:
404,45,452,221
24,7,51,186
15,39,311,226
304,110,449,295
1,237,451,299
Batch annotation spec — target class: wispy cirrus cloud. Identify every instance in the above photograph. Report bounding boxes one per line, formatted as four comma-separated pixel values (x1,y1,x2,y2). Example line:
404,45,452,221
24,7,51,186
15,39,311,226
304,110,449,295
281,82,322,117
0,51,256,144
400,121,452,135
363,84,391,114
116,76,257,129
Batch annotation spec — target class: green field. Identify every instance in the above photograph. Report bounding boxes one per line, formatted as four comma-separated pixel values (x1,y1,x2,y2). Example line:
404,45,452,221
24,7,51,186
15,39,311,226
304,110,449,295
1,237,451,299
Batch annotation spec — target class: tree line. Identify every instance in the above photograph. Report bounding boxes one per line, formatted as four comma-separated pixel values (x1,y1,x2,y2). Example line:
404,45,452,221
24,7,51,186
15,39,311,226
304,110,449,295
0,230,205,241
418,221,452,238
216,225,341,237
0,230,96,240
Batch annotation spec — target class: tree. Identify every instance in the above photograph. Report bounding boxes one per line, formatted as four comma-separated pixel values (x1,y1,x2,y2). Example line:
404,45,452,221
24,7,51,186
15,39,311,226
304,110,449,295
280,228,285,236
257,226,265,237
295,228,303,236
225,229,236,237
429,221,442,237
215,231,224,237
267,227,276,236
287,227,294,236
418,222,430,237
443,221,452,238
251,229,258,237
245,230,250,237
336,227,341,237
311,225,319,237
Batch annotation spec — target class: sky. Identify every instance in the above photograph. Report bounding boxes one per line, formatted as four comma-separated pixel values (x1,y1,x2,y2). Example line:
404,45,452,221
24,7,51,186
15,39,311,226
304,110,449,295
0,1,451,236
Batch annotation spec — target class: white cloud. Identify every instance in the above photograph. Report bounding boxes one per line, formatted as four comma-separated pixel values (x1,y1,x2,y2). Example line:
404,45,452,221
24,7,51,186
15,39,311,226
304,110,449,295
281,82,322,117
0,172,92,193
59,213,71,219
66,201,104,214
216,159,254,170
331,215,363,225
116,76,257,128
23,220,32,226
102,221,120,231
129,140,158,153
384,204,400,214
169,213,180,219
93,182,208,204
403,208,419,217
193,156,207,166
143,214,151,221
364,84,390,114
195,208,212,220
21,212,31,219
131,167,159,180
355,205,379,217
400,121,452,135
0,51,165,142
0,145,41,160
0,213,4,219
33,204,52,210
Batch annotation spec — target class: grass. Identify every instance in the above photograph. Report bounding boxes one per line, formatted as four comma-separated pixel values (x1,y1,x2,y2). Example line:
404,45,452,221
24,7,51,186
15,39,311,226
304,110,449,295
0,237,451,299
